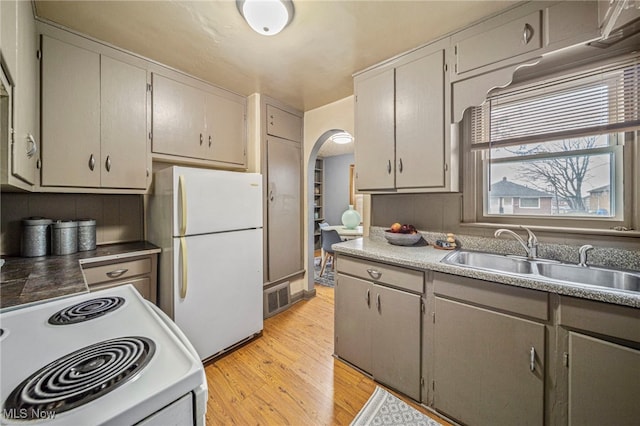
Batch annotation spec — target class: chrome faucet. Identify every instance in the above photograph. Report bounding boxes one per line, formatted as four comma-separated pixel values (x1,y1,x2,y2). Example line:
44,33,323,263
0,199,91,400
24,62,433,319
494,226,539,259
578,244,594,267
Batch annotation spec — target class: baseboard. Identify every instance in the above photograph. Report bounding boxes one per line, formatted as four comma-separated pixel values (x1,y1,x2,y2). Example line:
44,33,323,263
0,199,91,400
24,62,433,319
291,287,316,304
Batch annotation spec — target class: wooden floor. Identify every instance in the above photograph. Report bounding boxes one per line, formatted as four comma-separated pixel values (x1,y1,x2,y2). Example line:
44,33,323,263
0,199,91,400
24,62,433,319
204,284,451,425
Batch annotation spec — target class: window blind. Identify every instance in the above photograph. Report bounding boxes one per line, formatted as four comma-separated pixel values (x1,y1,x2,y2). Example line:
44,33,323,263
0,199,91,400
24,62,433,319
470,55,640,150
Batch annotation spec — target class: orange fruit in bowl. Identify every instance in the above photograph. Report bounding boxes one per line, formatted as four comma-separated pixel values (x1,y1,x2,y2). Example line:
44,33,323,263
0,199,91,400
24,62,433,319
390,222,402,233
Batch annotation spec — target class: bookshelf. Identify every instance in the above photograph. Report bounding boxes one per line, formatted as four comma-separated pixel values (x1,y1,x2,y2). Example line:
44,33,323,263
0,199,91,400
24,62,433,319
313,158,324,250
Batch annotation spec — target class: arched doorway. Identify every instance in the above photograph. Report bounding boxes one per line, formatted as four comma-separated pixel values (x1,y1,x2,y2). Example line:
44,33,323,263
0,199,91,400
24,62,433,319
305,129,355,292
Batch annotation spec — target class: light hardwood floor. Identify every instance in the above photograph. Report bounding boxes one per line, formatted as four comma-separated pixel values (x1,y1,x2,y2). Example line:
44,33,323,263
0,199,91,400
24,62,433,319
204,285,451,425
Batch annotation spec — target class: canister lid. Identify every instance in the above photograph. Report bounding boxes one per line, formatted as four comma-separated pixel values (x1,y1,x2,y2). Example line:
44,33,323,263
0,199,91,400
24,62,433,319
76,218,96,226
22,217,53,226
52,220,78,229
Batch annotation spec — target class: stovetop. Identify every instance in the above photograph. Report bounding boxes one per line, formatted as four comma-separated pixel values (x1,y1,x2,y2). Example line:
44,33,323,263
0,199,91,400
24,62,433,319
0,285,204,425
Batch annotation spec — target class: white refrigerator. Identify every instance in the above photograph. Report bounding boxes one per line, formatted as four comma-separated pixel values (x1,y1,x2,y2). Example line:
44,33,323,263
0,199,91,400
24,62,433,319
148,166,263,361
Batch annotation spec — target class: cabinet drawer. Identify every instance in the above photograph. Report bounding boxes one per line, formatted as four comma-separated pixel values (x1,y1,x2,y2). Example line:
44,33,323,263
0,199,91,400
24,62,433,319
434,272,548,321
89,276,152,302
455,10,542,75
337,255,424,294
83,257,151,285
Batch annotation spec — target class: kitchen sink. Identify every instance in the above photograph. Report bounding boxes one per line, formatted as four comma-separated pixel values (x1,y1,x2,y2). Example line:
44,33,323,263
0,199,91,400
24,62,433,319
442,250,640,294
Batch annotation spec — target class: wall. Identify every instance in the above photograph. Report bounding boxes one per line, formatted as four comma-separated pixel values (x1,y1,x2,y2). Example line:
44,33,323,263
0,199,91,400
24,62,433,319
1,192,143,256
323,153,355,225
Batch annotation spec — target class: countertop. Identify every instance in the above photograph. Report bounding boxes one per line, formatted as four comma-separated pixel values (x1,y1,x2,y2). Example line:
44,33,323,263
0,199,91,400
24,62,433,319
0,242,160,311
333,236,640,309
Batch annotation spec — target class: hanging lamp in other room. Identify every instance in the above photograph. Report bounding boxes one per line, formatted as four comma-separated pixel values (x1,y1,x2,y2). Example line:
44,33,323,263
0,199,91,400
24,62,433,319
236,0,295,36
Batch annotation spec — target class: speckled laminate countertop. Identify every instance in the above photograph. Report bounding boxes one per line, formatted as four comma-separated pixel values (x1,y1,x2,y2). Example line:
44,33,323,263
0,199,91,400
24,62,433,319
0,242,160,311
333,236,640,309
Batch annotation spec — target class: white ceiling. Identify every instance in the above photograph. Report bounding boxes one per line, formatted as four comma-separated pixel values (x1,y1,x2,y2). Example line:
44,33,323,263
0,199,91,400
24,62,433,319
34,0,519,113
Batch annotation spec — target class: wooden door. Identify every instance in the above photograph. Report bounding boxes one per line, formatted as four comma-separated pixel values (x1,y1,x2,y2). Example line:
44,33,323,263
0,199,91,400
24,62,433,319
372,284,422,400
354,68,395,191
334,274,373,373
266,136,302,282
152,74,205,159
568,332,640,425
395,49,445,189
205,92,246,165
433,297,545,425
101,56,147,189
41,36,100,187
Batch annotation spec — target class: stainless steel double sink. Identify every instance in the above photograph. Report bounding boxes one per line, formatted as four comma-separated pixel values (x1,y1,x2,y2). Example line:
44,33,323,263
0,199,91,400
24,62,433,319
441,250,640,293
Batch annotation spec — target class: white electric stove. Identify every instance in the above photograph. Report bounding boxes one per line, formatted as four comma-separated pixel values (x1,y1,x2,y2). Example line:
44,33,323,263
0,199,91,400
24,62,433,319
0,285,207,425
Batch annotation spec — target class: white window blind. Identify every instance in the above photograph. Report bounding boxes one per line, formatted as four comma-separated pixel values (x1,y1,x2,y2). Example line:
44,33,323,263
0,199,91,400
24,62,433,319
470,55,640,149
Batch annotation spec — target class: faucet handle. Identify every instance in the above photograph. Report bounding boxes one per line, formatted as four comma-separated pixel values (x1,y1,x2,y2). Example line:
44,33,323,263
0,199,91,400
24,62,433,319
578,244,594,267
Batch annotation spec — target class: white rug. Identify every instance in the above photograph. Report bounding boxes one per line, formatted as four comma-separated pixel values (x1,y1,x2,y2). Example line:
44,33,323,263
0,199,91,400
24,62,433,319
351,387,442,426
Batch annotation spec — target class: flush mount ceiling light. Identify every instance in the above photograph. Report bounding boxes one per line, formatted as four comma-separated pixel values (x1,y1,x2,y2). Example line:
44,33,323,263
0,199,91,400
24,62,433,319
330,132,353,145
236,0,294,36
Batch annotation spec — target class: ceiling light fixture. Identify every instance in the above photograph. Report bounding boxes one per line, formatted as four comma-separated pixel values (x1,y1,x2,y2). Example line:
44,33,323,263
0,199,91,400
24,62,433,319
236,0,294,36
330,132,353,145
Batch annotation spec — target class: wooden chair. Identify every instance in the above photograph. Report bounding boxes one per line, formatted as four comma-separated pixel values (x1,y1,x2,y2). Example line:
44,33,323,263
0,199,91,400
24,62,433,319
319,229,342,277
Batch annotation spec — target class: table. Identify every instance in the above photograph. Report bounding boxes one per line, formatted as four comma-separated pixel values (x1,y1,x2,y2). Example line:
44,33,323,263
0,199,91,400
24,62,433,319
324,225,363,241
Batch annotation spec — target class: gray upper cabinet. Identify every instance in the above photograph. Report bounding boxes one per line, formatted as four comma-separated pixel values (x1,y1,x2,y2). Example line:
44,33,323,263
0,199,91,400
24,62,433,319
40,35,148,190
41,36,101,188
454,10,542,75
266,104,302,142
152,73,247,167
354,39,456,193
1,0,39,190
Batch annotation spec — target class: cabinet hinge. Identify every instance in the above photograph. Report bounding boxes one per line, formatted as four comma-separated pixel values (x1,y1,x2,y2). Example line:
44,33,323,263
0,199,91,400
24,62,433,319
432,312,435,323
147,83,152,92
148,132,152,140
444,163,449,172
421,300,425,314
454,45,457,55
420,377,425,387
454,64,457,74
355,95,358,103
432,380,435,391
444,63,448,72
36,50,42,60
563,352,569,368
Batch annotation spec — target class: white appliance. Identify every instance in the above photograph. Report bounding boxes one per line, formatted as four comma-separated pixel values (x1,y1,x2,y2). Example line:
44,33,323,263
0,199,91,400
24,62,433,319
0,285,207,425
148,166,263,361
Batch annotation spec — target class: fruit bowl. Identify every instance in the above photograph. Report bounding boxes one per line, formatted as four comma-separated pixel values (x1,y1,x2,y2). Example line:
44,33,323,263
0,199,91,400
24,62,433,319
384,231,422,246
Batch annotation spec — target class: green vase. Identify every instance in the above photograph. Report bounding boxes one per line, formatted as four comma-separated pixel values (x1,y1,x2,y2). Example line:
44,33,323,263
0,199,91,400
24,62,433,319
341,205,361,229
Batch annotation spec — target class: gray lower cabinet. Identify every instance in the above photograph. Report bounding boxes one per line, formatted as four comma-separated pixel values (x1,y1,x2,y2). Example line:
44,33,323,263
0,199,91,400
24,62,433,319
559,295,640,426
335,256,423,400
432,272,547,425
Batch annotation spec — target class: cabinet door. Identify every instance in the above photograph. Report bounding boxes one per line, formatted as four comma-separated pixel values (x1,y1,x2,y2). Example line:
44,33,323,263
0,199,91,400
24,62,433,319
434,297,545,425
354,68,395,191
101,56,147,189
335,274,372,373
372,284,422,400
152,74,205,159
41,36,101,187
455,10,542,75
266,104,301,142
568,332,640,426
204,92,246,165
11,0,38,185
396,49,445,189
266,136,302,282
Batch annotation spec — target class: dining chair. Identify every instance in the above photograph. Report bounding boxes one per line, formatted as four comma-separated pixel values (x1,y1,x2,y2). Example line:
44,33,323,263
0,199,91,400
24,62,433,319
319,229,342,277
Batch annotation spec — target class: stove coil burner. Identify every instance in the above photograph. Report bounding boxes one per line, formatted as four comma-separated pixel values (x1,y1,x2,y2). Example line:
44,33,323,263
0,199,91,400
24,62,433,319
48,296,125,325
3,337,155,419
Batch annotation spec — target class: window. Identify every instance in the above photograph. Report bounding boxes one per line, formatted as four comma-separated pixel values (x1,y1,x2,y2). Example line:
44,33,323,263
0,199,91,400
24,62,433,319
467,54,639,227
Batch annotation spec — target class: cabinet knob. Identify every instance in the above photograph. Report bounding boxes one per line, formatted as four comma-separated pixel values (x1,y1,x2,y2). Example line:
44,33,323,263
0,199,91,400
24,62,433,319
105,155,112,172
376,293,381,311
386,160,392,174
398,158,403,173
88,154,96,171
200,133,203,145
26,134,37,158
209,135,212,147
365,288,371,307
106,268,128,278
367,268,382,280
530,346,536,372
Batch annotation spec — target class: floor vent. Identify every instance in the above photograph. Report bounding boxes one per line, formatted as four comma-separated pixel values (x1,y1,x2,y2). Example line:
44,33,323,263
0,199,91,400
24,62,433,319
264,281,290,318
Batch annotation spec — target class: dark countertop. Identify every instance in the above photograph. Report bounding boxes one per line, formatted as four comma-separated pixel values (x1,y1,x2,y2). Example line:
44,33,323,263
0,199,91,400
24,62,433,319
0,242,160,311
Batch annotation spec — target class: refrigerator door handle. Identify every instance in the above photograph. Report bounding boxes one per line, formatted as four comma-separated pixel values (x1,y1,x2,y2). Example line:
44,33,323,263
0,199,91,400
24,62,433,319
180,236,188,299
179,175,187,235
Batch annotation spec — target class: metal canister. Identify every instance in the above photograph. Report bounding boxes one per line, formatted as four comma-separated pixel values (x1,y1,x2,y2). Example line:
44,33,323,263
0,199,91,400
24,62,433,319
21,217,53,257
51,220,78,255
77,219,97,251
